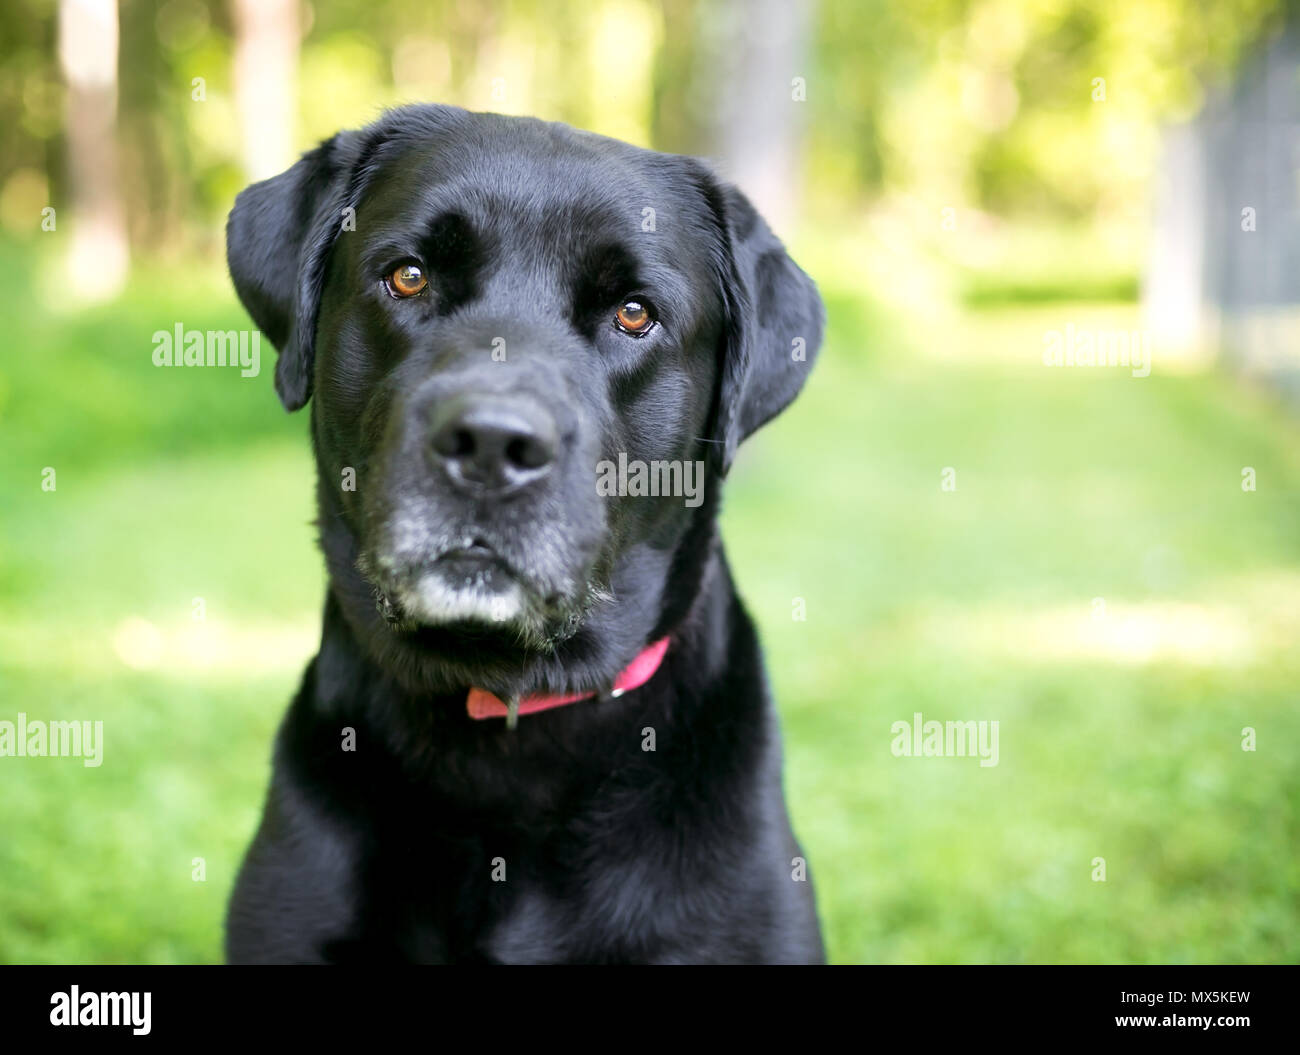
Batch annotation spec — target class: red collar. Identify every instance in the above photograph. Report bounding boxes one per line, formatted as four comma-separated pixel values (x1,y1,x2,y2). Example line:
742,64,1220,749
466,637,671,723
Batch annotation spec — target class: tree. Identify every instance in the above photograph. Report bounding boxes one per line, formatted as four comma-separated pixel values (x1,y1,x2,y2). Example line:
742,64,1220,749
231,0,300,182
57,0,128,302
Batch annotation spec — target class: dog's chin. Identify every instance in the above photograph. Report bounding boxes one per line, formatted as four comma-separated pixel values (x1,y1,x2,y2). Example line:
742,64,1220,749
363,548,600,653
395,557,528,624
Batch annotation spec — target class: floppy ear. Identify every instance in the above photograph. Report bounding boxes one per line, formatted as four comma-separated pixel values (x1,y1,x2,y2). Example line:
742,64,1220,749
226,132,362,411
698,174,825,474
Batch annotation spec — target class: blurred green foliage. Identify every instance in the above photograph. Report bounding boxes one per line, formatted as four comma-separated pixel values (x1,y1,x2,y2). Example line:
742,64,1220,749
0,0,1288,252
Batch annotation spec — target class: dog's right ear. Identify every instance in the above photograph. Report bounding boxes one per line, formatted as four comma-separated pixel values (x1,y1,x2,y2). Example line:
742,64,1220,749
226,133,361,411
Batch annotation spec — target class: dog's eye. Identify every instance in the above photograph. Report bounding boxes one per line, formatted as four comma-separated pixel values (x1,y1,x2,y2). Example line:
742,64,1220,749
614,299,654,335
386,263,428,298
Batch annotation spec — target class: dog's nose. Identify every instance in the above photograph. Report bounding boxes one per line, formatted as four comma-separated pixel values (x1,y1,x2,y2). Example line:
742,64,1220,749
430,395,557,493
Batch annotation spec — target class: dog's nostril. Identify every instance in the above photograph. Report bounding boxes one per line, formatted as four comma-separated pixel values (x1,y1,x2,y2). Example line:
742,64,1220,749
433,425,477,460
451,429,475,458
505,435,549,470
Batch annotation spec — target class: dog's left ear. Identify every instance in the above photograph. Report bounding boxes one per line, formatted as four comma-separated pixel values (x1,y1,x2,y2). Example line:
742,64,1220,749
696,171,825,474
226,131,365,411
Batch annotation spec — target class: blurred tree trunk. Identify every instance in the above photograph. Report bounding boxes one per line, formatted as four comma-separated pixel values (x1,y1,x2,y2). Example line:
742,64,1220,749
57,0,128,302
694,0,815,234
231,0,300,181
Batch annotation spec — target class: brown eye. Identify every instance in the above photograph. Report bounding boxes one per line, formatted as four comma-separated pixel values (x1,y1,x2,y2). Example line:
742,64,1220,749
614,299,654,334
387,263,427,297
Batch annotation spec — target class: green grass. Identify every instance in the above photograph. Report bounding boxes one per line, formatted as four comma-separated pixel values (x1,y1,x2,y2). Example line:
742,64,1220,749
1,237,1297,963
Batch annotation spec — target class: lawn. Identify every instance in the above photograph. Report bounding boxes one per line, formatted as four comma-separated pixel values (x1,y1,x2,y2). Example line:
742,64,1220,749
1,237,1297,963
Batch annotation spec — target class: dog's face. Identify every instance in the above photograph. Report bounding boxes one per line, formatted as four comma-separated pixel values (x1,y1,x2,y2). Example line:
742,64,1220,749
228,106,822,682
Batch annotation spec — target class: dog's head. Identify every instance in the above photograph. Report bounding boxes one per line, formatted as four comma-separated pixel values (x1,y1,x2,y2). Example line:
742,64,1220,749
227,105,822,688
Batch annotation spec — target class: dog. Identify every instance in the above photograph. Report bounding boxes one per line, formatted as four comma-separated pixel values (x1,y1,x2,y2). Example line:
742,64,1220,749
223,104,826,963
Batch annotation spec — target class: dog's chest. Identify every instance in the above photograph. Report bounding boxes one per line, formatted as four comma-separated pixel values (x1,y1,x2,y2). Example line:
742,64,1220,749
371,786,687,963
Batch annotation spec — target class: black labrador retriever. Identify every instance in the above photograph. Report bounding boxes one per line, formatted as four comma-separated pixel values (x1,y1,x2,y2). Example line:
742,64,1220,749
224,104,825,964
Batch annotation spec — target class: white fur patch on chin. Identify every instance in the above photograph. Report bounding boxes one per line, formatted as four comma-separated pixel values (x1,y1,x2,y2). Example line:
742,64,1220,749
396,571,525,625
